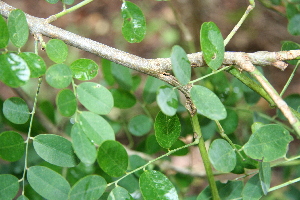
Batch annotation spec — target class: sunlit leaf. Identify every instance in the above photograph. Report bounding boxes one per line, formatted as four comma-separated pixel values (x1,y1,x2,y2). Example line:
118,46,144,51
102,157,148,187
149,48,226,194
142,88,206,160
191,85,227,120
208,139,236,173
157,85,178,116
69,175,106,200
0,174,19,200
46,39,68,63
79,111,115,145
77,82,113,115
140,170,178,200
45,64,73,88
0,53,30,87
56,89,77,117
0,16,9,49
121,1,146,43
154,111,180,149
0,131,25,162
33,134,79,167
71,123,97,165
70,58,98,80
243,124,293,162
8,9,29,48
19,52,47,78
3,97,30,124
97,140,128,177
27,166,70,200
200,22,224,70
171,45,191,85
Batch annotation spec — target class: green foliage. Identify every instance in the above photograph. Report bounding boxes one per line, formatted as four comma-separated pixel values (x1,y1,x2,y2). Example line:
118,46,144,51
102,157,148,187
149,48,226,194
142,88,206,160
1,1,300,200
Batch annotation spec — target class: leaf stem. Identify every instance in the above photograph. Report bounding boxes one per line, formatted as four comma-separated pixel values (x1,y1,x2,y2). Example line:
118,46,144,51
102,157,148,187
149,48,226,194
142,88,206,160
21,77,43,195
107,139,199,187
192,115,220,200
280,60,300,97
189,65,231,84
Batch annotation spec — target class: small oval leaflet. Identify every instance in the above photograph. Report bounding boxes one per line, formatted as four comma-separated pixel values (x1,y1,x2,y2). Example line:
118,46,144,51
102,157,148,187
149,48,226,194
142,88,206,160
139,170,179,200
0,131,25,162
110,88,136,109
208,139,236,173
70,58,99,80
0,174,19,200
33,134,79,167
45,63,73,89
46,39,68,63
0,53,30,88
71,123,97,165
77,82,113,115
97,140,128,177
3,97,30,124
171,45,191,85
154,111,181,149
111,62,133,91
243,124,293,162
128,115,153,136
27,166,71,200
7,9,29,48
121,1,146,43
108,186,134,200
191,85,227,120
157,85,178,116
56,89,77,117
69,175,107,200
0,16,9,48
200,21,225,70
19,52,47,78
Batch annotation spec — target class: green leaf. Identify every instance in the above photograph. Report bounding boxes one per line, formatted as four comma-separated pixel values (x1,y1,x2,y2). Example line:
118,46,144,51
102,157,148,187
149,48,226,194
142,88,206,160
70,58,98,80
197,181,243,200
171,45,191,85
157,85,178,116
0,53,30,87
277,94,300,120
56,89,77,117
79,111,115,146
243,124,293,162
128,155,147,176
169,139,189,156
200,22,224,70
111,62,133,90
121,1,146,43
231,144,258,174
71,123,97,165
146,134,162,154
69,175,107,200
46,39,68,63
97,140,128,177
140,170,179,200
19,52,47,78
77,82,113,115
286,3,299,20
17,195,29,200
242,174,264,200
62,0,75,5
0,174,19,200
219,108,238,135
0,16,9,49
154,111,181,149
259,162,271,195
45,64,73,88
0,131,25,162
191,85,227,120
143,76,165,104
8,9,29,48
281,41,300,65
208,139,236,173
108,186,134,200
110,88,136,109
3,97,30,124
128,115,153,136
33,134,79,167
101,59,115,85
46,0,59,3
288,14,300,36
27,166,71,200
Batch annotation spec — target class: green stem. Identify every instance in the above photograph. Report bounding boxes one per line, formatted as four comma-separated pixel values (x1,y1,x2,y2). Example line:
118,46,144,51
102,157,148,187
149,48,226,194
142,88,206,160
269,177,300,192
21,77,43,194
107,139,199,187
280,61,300,97
192,115,220,200
189,66,231,85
